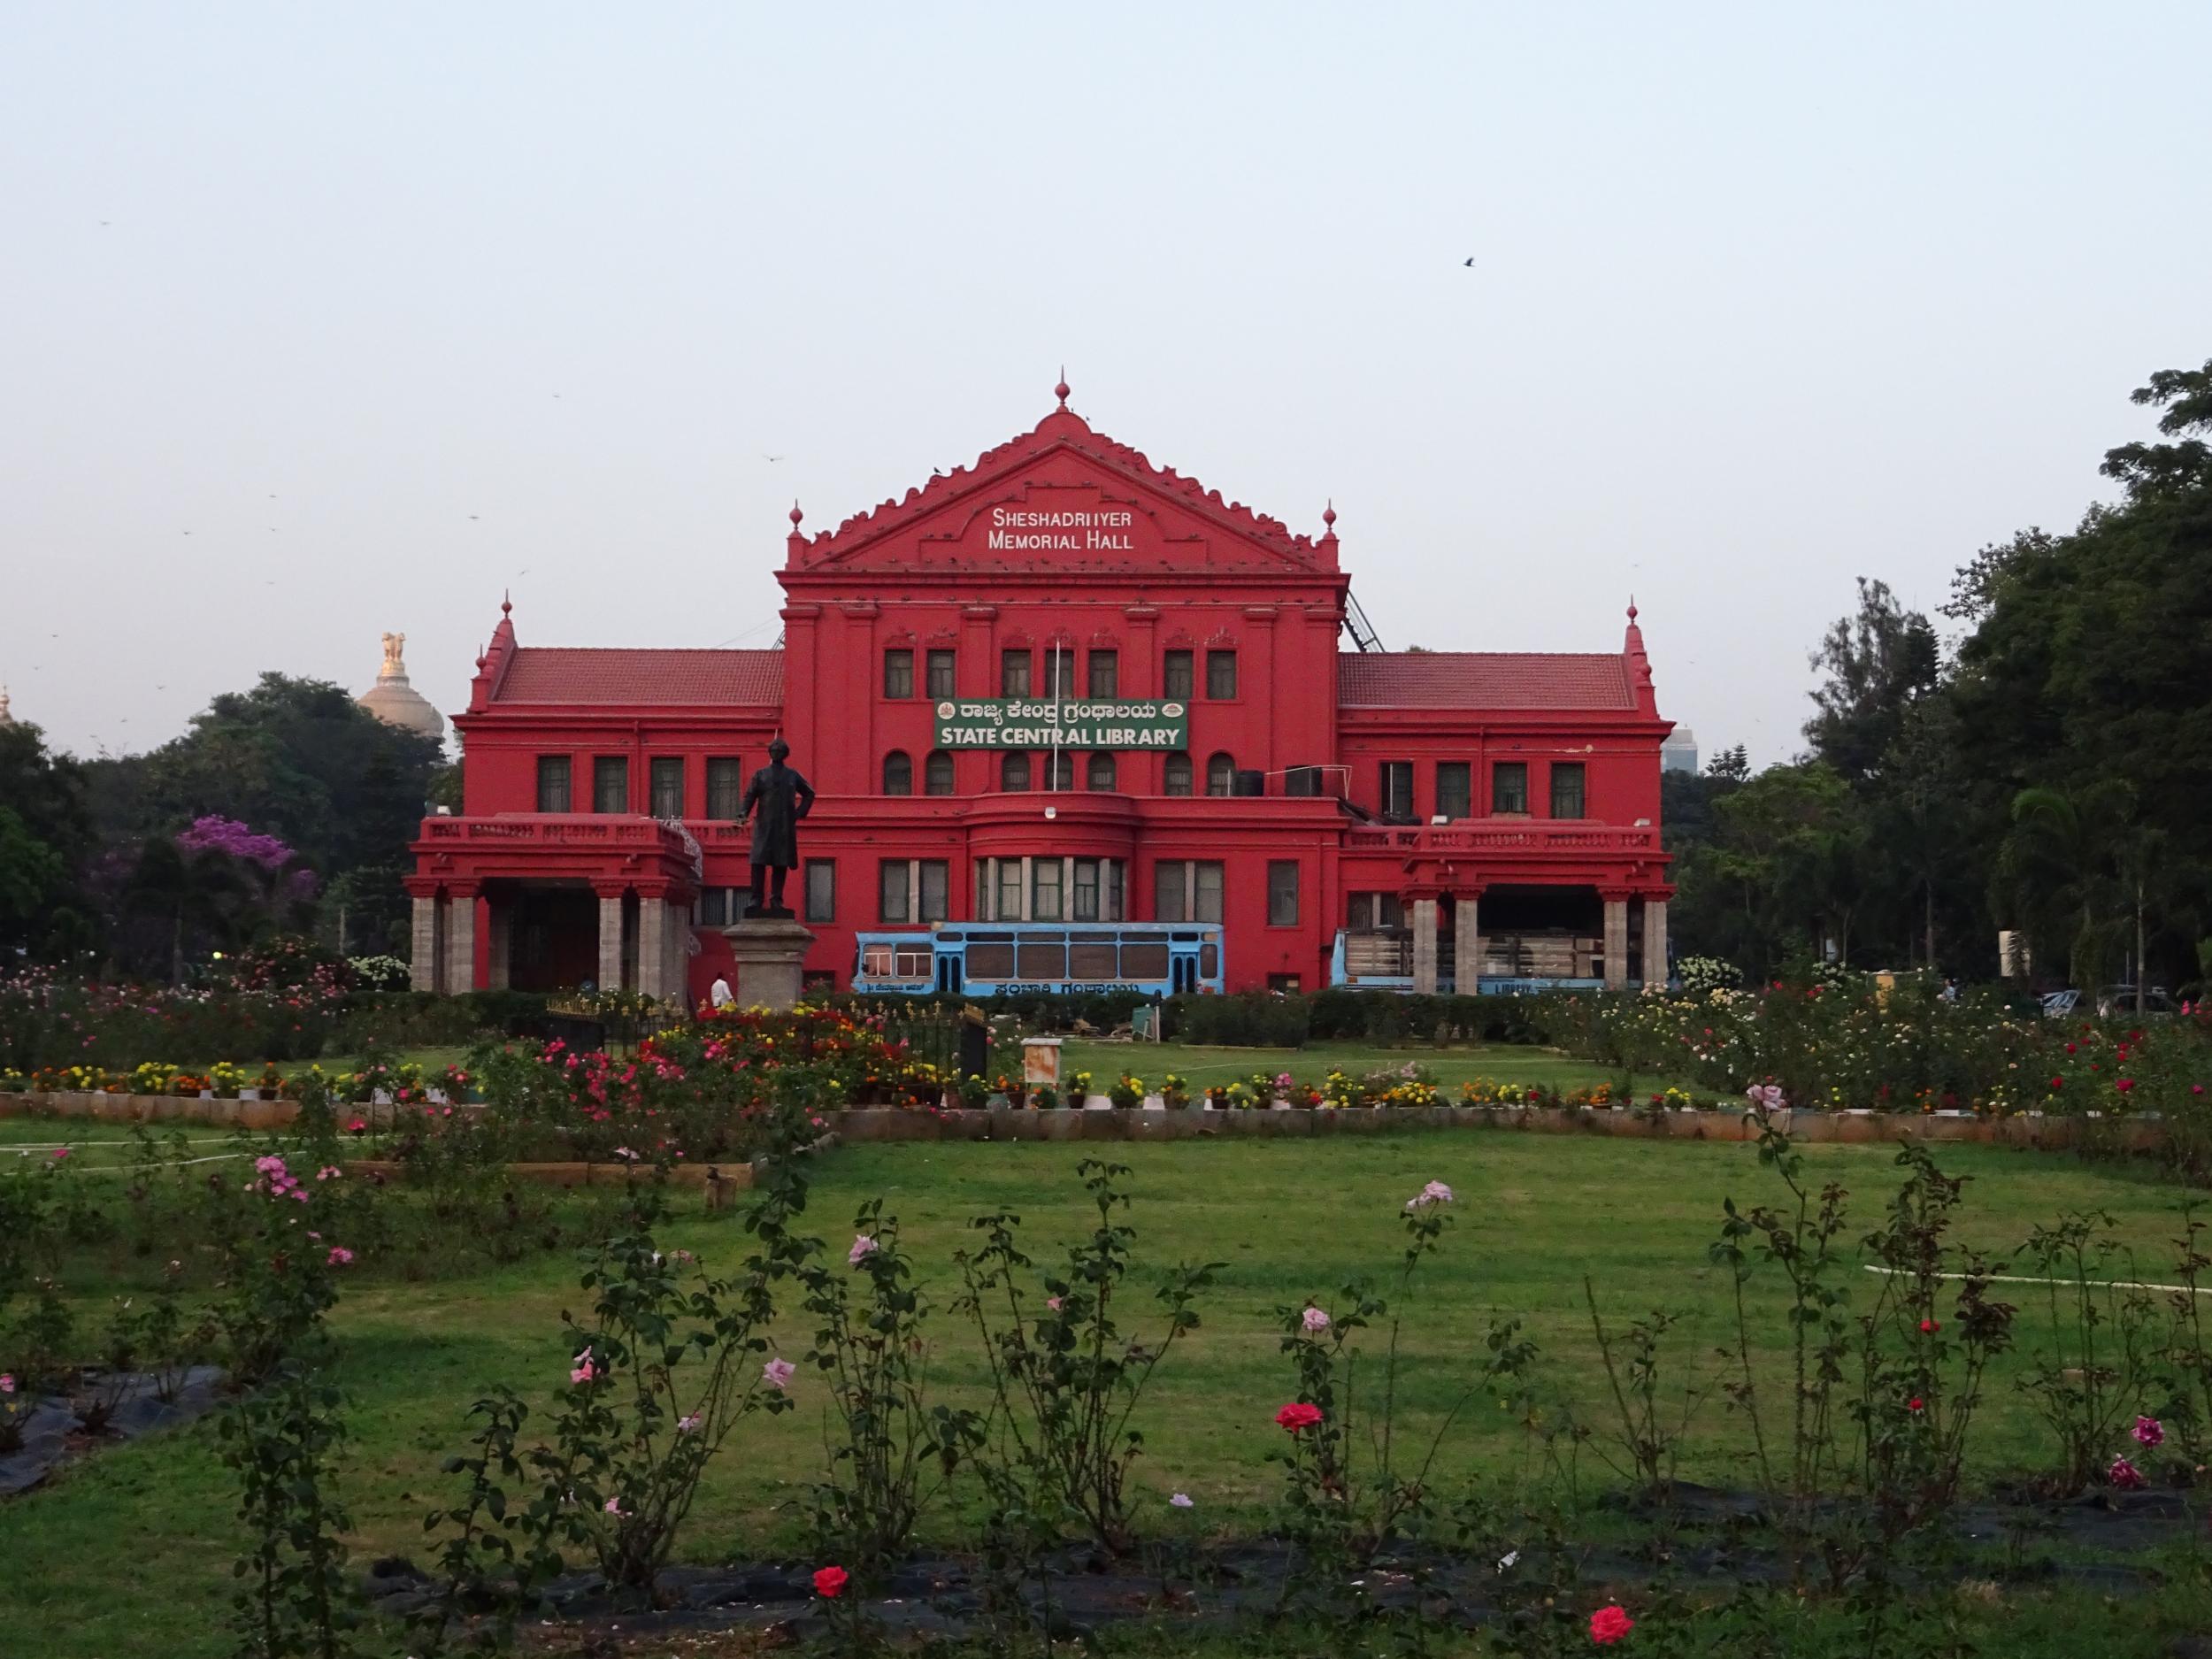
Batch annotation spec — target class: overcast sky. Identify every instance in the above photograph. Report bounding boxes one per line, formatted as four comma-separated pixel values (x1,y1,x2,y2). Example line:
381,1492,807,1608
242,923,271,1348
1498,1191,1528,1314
4,4,2207,768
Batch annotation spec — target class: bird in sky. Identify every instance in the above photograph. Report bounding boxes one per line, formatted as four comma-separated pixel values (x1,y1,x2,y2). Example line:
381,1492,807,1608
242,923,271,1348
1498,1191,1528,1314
1463,257,1475,267
763,454,786,463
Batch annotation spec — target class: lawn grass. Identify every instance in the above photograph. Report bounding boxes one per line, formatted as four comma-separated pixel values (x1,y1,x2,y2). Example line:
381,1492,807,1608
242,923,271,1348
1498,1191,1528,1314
3,1133,2206,1657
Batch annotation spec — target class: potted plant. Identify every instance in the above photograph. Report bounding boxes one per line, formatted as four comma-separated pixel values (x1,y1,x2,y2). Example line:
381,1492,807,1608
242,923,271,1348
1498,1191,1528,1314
959,1073,991,1110
1033,1084,1058,1110
208,1062,246,1101
1160,1072,1191,1109
1107,1072,1145,1110
1067,1069,1094,1107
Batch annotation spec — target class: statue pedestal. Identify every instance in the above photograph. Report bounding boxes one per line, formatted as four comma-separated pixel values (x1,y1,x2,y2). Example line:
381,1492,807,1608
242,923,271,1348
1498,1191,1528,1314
720,916,816,1012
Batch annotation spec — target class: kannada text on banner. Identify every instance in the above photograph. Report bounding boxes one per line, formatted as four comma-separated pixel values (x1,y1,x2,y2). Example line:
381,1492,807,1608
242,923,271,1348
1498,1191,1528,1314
933,697,1188,749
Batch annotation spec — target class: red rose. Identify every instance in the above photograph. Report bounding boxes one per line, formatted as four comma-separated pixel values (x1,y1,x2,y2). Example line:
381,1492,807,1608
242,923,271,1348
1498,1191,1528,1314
1590,1604,1635,1644
1274,1402,1324,1432
1907,1396,1924,1413
813,1564,848,1598
1918,1318,1939,1334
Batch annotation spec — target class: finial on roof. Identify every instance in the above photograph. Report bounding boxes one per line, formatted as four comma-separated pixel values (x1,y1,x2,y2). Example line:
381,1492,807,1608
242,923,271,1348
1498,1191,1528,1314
1322,500,1337,529
1626,597,1637,622
788,500,803,527
501,589,512,618
1055,367,1070,410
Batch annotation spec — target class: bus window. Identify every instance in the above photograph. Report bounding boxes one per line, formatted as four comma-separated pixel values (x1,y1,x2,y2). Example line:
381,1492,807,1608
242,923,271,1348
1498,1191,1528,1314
1199,943,1219,979
966,943,1015,979
1121,942,1169,980
1017,942,1066,979
893,946,932,979
1069,942,1118,980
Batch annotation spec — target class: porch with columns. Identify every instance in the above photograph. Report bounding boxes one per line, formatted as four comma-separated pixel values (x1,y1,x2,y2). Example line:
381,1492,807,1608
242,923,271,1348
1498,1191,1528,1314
405,876,697,1002
1394,885,1668,993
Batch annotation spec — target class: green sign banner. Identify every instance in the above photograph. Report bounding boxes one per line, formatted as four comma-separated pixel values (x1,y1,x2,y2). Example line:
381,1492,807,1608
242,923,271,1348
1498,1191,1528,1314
932,697,1188,750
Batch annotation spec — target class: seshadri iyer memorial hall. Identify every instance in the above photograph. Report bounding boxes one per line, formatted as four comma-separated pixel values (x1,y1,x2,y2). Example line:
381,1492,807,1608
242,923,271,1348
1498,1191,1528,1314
404,383,1675,1005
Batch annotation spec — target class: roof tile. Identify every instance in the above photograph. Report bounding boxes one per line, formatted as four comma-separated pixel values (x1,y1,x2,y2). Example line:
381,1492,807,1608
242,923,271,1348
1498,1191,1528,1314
1338,652,1634,710
495,648,783,706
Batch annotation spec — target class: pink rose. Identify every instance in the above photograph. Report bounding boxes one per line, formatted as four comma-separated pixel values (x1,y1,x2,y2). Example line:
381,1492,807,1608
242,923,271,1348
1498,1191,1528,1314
764,1357,796,1392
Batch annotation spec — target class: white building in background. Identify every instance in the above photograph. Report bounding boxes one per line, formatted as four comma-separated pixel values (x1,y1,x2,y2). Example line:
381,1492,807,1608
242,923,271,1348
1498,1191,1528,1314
357,633,446,741
1661,725,1699,774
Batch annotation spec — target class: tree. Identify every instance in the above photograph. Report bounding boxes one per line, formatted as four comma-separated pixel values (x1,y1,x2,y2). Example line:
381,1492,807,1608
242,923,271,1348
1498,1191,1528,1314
121,838,252,987
1993,780,2139,994
0,719,94,961
1803,579,1940,785
87,674,443,955
1671,761,1870,979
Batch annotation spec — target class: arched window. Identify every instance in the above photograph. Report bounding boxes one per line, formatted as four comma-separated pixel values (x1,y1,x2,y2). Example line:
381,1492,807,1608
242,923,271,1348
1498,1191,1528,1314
1001,750,1032,792
1163,751,1194,796
1047,750,1075,792
882,750,912,795
1086,752,1118,792
924,750,955,795
1206,752,1236,796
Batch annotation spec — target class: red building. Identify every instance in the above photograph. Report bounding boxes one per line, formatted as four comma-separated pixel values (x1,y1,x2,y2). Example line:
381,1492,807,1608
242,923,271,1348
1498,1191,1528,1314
406,384,1673,1002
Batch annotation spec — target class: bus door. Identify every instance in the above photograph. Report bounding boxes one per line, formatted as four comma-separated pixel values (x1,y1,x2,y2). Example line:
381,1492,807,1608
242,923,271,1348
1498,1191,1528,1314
1171,954,1195,995
936,951,964,995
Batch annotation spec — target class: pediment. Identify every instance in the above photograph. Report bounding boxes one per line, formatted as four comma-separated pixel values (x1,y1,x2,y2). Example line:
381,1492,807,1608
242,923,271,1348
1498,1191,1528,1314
784,408,1337,579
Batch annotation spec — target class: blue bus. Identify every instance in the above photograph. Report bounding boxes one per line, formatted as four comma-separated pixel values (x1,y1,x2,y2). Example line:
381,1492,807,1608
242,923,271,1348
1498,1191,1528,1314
852,922,1224,997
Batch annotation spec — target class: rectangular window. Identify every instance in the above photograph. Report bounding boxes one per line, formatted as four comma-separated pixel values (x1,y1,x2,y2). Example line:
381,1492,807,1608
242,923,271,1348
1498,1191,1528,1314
997,859,1024,921
1105,859,1124,922
1155,860,1187,923
1267,860,1301,926
879,860,910,924
1381,761,1415,821
1087,649,1118,697
1437,761,1471,820
1492,761,1529,815
1550,761,1586,819
1032,857,1063,921
883,648,914,700
1044,647,1076,696
700,887,728,927
1268,972,1303,993
1348,892,1372,931
706,757,745,820
1194,861,1225,924
804,860,836,923
649,757,685,819
1070,941,1118,980
593,756,628,814
1205,649,1238,700
535,755,572,813
926,649,956,699
918,859,949,924
1072,858,1100,921
1162,649,1194,700
1001,648,1031,696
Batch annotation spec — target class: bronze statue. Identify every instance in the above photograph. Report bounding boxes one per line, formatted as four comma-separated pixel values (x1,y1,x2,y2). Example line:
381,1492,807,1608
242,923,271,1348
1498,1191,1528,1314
738,737,816,917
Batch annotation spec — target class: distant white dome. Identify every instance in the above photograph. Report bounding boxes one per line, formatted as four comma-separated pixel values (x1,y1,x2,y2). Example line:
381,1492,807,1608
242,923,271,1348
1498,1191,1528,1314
357,633,446,741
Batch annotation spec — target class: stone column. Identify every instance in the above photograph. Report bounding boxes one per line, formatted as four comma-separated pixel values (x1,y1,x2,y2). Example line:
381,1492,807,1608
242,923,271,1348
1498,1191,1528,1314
445,884,479,995
1453,891,1483,996
595,885,626,992
637,891,668,1002
1601,893,1630,990
409,895,440,992
485,894,511,992
1641,897,1669,988
1411,896,1440,994
667,901,692,1011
